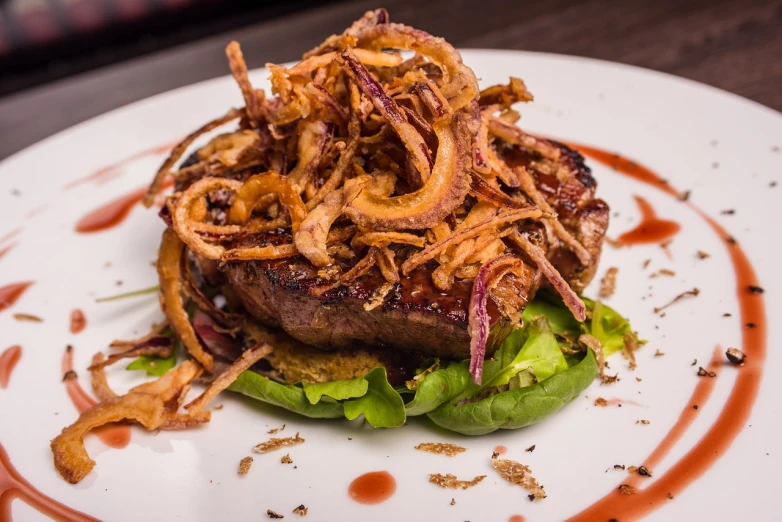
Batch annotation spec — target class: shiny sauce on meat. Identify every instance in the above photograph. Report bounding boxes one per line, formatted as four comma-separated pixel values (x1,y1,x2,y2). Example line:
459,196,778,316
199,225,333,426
348,471,397,504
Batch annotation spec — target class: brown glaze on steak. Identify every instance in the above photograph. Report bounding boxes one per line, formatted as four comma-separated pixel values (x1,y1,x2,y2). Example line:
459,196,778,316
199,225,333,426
501,141,609,292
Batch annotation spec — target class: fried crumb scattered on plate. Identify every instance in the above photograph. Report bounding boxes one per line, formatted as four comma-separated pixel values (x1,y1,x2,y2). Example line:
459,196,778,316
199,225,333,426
618,484,636,495
268,424,286,434
595,397,608,407
267,509,284,519
292,505,308,517
726,347,746,365
450,498,456,505
238,456,253,475
281,454,293,464
653,287,700,314
254,432,305,453
490,456,546,500
415,442,467,457
636,419,650,425
428,473,486,490
599,267,618,298
696,250,710,259
12,313,43,322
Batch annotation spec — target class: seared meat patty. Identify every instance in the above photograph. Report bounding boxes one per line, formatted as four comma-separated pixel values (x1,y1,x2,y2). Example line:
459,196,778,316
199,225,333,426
190,140,607,361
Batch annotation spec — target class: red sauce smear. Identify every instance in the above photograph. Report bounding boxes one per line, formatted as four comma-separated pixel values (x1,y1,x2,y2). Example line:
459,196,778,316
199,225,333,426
0,443,98,522
0,244,14,262
615,195,681,246
567,144,767,522
25,204,50,219
509,516,526,522
74,186,148,234
494,445,508,455
0,346,22,389
348,471,396,505
0,228,21,247
0,282,34,314
69,309,87,334
75,178,174,234
64,141,175,191
61,348,130,449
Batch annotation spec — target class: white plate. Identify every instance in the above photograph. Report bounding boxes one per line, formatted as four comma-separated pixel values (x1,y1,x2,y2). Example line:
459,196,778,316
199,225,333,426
0,49,780,522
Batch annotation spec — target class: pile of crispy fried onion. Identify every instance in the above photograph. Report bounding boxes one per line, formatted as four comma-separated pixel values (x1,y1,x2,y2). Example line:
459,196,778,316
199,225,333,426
148,10,586,379
53,9,591,484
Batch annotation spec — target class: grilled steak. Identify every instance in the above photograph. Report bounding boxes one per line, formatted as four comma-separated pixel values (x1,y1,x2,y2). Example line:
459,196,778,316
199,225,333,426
191,141,607,361
220,230,535,360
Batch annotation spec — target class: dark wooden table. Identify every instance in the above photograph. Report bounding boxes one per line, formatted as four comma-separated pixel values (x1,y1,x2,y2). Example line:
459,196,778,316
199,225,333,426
1,0,780,160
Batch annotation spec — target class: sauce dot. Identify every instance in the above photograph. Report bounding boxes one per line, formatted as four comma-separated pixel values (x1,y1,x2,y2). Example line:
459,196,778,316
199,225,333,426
348,471,396,504
494,445,508,455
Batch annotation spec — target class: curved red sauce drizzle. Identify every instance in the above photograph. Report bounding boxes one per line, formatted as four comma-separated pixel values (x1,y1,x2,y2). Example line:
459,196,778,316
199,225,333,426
64,141,176,191
0,282,34,314
568,143,767,521
0,443,98,522
616,196,681,246
0,346,22,389
69,310,87,334
348,471,396,504
61,348,131,449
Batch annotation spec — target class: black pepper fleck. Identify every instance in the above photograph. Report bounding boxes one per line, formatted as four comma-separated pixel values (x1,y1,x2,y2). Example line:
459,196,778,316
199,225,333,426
525,445,536,452
748,285,764,294
726,236,737,245
720,209,735,215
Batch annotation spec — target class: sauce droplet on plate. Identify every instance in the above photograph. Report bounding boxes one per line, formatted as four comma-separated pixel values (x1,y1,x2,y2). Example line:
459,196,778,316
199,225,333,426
0,443,99,521
0,345,22,389
348,471,396,504
509,515,525,522
61,347,131,449
0,281,34,313
70,309,87,334
494,445,508,455
616,195,681,246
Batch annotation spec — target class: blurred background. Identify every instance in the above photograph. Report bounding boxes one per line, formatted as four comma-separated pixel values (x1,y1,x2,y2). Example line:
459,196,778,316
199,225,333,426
1,0,780,159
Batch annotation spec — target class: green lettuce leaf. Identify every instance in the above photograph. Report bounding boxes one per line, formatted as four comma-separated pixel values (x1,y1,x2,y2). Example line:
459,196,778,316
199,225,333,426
404,361,472,416
302,378,368,404
228,371,344,418
426,348,598,435
480,317,568,390
586,298,636,356
126,339,178,377
343,367,406,428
